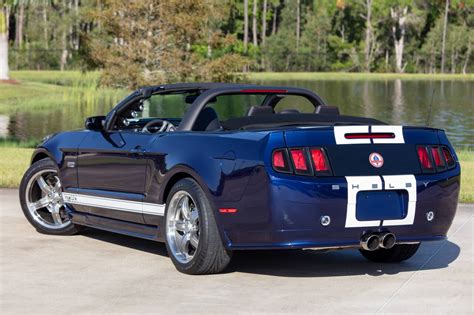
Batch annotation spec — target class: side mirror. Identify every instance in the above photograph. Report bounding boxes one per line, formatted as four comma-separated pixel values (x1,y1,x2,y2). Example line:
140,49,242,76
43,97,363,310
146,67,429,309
85,116,106,131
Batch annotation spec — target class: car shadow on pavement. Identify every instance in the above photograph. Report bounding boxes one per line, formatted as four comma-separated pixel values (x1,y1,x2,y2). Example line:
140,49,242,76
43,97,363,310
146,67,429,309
80,228,460,278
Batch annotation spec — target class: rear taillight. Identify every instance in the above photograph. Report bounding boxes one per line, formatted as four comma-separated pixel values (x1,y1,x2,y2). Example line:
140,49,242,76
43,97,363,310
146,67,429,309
272,147,332,176
289,149,311,175
417,145,456,173
442,147,455,168
417,146,434,172
272,149,292,173
430,146,446,170
310,148,331,174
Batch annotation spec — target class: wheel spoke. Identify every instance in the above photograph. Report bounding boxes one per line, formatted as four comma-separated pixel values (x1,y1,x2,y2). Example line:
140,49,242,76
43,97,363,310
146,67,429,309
177,233,190,254
36,176,52,194
29,197,50,211
190,209,199,223
190,234,199,249
54,177,61,191
175,220,186,232
51,205,62,225
180,197,191,220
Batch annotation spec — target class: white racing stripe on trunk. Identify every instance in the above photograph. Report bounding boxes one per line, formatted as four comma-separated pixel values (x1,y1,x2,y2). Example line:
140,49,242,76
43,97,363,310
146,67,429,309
334,125,371,144
372,125,405,144
334,125,405,145
62,193,165,216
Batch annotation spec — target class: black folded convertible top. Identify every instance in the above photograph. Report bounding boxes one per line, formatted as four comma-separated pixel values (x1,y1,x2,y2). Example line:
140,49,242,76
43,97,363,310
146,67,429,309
221,114,386,130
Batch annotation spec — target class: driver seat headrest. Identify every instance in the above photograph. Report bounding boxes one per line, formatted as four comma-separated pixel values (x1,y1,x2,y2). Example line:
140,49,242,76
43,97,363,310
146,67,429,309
193,107,221,131
315,105,340,115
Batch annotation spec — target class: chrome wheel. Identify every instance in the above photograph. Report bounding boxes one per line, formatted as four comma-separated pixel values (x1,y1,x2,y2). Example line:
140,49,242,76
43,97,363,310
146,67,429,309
25,169,71,230
166,191,200,264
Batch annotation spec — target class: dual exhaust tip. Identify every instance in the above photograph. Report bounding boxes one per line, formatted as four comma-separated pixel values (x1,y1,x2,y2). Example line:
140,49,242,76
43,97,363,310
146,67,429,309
360,232,396,251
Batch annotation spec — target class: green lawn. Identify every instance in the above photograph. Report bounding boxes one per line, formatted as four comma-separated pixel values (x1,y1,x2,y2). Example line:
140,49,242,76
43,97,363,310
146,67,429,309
1,147,472,203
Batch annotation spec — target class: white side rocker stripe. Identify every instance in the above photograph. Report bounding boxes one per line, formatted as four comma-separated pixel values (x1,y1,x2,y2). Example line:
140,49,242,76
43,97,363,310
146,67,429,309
334,125,405,145
62,193,165,216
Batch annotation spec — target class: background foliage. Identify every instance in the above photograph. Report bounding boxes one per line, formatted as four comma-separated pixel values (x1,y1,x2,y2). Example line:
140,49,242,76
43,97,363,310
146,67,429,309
2,0,473,87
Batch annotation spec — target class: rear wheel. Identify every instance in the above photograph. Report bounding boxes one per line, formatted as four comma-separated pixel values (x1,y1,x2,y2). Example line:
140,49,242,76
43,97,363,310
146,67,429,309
19,159,81,235
359,243,420,263
165,178,232,274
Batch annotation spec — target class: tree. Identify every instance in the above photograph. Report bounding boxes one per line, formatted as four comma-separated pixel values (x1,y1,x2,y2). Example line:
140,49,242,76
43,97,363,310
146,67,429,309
440,0,449,73
252,0,258,46
261,0,267,45
390,6,408,72
0,5,8,80
244,0,249,52
90,0,246,88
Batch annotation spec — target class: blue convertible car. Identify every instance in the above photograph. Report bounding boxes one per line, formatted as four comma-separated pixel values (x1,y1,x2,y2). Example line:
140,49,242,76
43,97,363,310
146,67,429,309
19,83,460,274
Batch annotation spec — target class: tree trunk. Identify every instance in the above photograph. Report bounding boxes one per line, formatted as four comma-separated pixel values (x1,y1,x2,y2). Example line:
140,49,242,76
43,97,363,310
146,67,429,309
296,0,301,48
440,0,449,73
0,10,8,80
15,2,24,48
252,0,258,46
364,0,373,72
60,30,68,71
261,0,267,45
271,3,277,35
244,0,249,53
391,7,408,73
462,42,470,74
43,7,48,49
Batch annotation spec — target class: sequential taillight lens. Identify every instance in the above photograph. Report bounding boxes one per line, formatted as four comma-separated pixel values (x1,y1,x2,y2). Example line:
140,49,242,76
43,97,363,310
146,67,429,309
272,149,292,173
417,145,456,173
310,148,330,172
417,146,434,172
430,146,446,170
442,147,455,168
290,149,308,172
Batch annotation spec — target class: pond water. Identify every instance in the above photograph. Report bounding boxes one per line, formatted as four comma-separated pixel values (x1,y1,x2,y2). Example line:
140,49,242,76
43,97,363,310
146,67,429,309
1,79,473,148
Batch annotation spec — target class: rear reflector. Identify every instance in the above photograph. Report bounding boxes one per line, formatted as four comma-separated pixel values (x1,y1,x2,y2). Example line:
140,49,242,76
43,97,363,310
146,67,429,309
345,133,395,139
310,148,330,172
219,208,237,213
417,146,434,172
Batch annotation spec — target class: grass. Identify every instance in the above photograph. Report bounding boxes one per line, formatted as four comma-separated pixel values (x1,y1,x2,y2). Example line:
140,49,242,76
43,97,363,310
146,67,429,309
458,150,474,203
248,72,474,81
0,147,472,203
0,71,126,115
0,148,34,188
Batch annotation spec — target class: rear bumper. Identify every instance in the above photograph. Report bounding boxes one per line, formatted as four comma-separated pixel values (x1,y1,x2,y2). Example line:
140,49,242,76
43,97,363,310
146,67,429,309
217,167,460,250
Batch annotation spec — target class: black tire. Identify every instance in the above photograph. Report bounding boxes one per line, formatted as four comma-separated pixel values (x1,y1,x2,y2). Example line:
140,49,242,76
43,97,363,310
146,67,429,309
164,178,232,274
359,243,420,263
19,158,81,235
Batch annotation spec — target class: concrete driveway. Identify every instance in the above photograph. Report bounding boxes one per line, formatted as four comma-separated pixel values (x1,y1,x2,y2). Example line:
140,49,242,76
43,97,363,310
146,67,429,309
0,189,472,314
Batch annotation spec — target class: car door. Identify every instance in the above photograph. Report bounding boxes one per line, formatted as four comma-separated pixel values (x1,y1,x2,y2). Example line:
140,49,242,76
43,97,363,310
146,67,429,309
74,130,156,224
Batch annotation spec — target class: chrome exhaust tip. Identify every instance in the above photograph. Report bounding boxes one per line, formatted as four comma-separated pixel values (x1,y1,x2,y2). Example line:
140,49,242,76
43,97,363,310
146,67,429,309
379,232,396,249
360,234,380,251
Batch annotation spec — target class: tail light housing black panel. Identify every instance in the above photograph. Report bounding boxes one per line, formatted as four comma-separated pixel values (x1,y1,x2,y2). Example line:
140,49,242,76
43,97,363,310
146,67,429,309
417,145,456,174
272,147,332,176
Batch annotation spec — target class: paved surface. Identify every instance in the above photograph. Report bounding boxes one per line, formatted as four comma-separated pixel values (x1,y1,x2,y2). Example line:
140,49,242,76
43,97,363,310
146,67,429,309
0,189,472,314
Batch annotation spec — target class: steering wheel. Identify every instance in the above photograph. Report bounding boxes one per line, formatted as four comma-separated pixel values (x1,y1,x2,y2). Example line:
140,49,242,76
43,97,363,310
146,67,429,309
142,119,176,134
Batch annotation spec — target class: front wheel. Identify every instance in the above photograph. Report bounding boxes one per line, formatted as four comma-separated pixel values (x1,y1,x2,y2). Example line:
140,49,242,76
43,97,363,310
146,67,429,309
165,178,232,274
19,158,81,235
359,243,420,263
